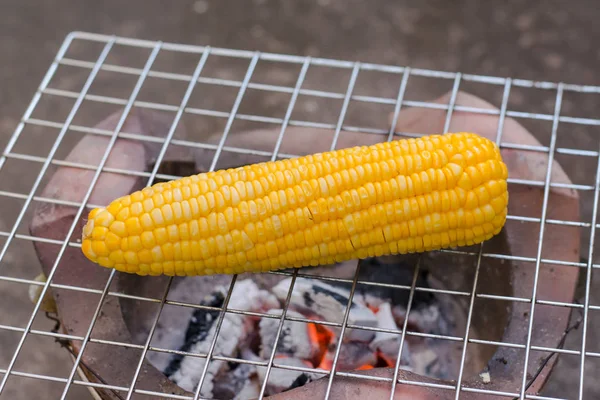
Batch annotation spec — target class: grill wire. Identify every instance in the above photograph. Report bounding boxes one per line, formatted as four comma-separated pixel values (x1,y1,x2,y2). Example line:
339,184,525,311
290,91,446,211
0,31,598,399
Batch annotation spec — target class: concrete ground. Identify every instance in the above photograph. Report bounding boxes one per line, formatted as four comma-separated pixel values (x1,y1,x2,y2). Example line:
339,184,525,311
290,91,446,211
1,0,600,399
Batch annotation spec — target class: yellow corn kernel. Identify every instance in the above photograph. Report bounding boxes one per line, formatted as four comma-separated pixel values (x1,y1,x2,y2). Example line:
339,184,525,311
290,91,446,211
109,221,127,236
91,226,108,240
81,132,509,276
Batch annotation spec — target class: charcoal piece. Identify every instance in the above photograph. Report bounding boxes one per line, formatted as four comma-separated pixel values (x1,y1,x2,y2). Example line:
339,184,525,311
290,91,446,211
233,376,261,400
354,256,435,309
369,302,410,365
212,362,257,400
164,279,279,397
256,357,318,396
410,347,440,377
163,291,225,377
393,303,451,336
259,309,320,361
322,341,377,370
272,277,377,342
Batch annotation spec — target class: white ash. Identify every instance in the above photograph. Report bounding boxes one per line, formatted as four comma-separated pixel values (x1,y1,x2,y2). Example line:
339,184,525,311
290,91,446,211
272,277,378,342
259,309,320,361
479,371,491,384
164,280,278,396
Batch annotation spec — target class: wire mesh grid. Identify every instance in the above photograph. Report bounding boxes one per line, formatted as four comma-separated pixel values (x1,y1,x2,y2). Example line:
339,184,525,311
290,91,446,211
0,31,599,400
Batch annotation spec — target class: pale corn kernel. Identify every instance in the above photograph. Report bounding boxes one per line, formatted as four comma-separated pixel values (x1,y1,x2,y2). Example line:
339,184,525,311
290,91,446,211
416,217,426,236
305,229,316,247
500,162,508,179
161,189,173,204
92,241,109,257
105,232,121,251
129,203,143,217
162,243,174,260
142,187,154,197
482,204,496,222
154,227,168,245
465,211,476,228
114,263,127,272
215,235,227,255
94,210,114,228
81,240,95,259
88,207,103,220
116,207,130,221
256,221,267,241
430,192,440,211
447,211,458,229
464,229,475,243
448,230,457,242
150,262,162,274
172,202,183,222
465,192,479,210
189,220,200,239
150,246,162,262
417,197,428,218
467,165,483,187
91,226,108,240
124,251,138,264
262,217,279,240
293,231,306,248
179,223,190,241
140,213,153,230
473,208,485,225
109,221,127,237
97,257,114,268
191,241,201,259
486,180,504,198
130,191,144,202
142,198,154,213
141,232,156,249
181,200,192,220
473,225,485,238
126,236,142,251
482,222,496,234
217,213,228,234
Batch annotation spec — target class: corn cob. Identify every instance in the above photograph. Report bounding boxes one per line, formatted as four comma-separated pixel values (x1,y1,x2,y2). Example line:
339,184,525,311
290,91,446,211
81,132,508,276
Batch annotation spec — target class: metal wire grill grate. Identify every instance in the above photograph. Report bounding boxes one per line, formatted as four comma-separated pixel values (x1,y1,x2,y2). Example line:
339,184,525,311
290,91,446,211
0,31,598,400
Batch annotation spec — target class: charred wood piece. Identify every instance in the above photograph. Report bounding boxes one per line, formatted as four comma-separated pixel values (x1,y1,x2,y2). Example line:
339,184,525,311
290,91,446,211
272,277,377,342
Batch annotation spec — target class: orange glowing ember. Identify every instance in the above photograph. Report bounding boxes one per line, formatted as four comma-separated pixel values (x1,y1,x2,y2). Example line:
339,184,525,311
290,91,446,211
305,322,395,371
367,305,380,313
357,364,374,370
307,323,332,360
318,356,333,371
378,353,395,367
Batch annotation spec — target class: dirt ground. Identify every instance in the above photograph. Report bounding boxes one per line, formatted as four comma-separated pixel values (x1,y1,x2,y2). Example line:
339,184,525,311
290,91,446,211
1,0,600,399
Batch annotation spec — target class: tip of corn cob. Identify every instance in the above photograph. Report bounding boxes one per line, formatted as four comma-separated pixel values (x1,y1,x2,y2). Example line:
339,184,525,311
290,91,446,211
81,132,509,277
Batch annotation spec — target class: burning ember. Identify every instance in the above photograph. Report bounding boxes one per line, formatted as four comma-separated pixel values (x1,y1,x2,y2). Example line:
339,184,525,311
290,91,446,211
146,262,462,399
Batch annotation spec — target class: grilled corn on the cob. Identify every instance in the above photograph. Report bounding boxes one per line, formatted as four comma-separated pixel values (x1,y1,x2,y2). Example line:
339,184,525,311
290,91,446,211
81,132,508,276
